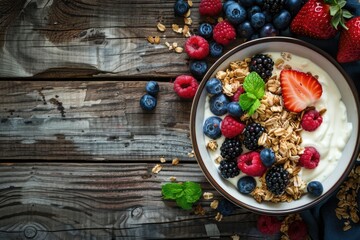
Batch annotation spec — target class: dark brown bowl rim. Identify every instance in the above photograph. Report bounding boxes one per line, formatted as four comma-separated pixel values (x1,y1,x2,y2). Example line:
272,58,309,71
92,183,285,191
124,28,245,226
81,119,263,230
190,36,360,215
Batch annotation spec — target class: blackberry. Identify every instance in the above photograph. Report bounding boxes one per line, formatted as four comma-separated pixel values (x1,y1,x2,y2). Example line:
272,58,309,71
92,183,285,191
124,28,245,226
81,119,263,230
263,0,285,15
265,165,290,195
243,123,265,150
219,159,240,179
220,138,243,160
249,54,274,80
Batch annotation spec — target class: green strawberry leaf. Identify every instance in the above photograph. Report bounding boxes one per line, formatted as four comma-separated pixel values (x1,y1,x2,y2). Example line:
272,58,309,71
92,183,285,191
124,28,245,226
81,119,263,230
332,12,342,29
338,0,346,8
343,9,353,19
330,5,340,16
161,183,184,200
239,92,256,111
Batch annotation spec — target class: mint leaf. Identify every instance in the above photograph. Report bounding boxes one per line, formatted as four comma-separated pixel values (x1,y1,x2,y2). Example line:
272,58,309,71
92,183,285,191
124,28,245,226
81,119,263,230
239,92,256,111
162,183,184,200
183,181,202,203
243,72,265,99
162,181,202,210
247,99,261,115
176,196,193,210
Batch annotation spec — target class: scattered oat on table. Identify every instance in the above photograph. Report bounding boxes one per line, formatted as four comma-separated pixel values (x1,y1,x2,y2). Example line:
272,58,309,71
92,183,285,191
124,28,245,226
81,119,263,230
203,192,214,200
152,164,162,174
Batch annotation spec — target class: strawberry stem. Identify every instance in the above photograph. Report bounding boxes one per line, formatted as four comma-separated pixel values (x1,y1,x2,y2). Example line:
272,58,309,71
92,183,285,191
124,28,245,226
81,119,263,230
326,0,353,30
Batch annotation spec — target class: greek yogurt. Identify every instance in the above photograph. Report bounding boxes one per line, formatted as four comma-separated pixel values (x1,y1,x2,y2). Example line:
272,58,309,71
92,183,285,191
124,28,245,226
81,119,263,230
203,52,353,199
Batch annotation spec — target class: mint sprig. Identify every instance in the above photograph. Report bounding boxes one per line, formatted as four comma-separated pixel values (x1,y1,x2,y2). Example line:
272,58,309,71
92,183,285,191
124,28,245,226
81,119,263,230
239,72,265,115
162,181,202,210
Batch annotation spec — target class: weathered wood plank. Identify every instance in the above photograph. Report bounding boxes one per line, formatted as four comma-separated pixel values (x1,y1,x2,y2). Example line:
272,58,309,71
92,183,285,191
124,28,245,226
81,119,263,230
0,163,275,240
0,0,216,78
0,80,196,161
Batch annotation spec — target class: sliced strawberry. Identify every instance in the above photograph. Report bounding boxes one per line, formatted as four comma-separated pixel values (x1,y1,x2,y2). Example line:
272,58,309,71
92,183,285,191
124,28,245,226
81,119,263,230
280,69,323,113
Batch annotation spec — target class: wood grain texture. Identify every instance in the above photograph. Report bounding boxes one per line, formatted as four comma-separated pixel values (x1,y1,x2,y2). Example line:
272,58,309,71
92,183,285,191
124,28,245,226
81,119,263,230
0,163,276,240
0,0,210,78
0,80,194,161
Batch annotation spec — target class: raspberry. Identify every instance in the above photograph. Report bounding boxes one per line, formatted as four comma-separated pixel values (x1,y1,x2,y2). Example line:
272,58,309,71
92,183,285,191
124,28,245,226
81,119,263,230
288,220,308,240
199,0,222,17
301,109,323,131
237,151,267,177
173,75,199,99
220,115,245,138
185,36,209,60
257,215,281,235
231,86,244,102
213,21,236,45
299,146,320,169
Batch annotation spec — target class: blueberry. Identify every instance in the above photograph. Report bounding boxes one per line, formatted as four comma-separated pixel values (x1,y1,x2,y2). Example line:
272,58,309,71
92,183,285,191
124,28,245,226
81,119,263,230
203,116,222,139
145,80,159,96
260,148,275,167
190,60,208,80
198,23,213,39
225,2,247,25
284,0,304,16
262,10,273,23
210,94,229,116
140,94,157,111
273,9,292,30
259,23,279,37
227,102,243,117
307,181,323,197
236,21,254,39
223,0,236,12
205,77,222,95
239,0,255,8
217,199,236,216
247,5,262,19
174,0,189,17
209,42,223,58
250,12,266,29
237,176,256,194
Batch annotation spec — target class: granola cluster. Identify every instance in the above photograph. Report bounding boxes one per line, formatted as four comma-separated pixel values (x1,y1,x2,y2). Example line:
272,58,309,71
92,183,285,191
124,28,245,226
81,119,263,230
209,52,311,203
335,165,360,231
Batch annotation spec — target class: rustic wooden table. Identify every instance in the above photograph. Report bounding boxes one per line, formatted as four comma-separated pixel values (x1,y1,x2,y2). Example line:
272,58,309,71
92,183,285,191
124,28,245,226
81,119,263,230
0,1,358,240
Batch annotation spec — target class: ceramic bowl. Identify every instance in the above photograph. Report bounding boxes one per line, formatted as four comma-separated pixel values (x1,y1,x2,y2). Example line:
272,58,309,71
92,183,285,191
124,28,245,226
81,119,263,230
190,37,360,214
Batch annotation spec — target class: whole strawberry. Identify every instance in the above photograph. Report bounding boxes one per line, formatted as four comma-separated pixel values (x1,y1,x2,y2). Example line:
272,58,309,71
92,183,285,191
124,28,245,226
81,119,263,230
290,0,351,39
337,16,360,63
213,20,236,45
199,0,222,17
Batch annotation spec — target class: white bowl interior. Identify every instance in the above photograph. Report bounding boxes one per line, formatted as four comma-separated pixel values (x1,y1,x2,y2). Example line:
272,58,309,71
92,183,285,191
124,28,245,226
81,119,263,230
193,39,359,213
